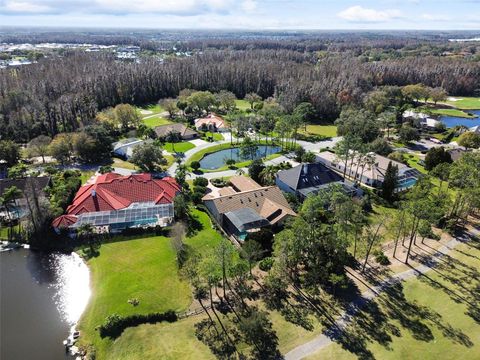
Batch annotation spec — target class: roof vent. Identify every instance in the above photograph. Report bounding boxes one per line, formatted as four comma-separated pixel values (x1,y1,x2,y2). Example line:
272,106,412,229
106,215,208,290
302,164,308,175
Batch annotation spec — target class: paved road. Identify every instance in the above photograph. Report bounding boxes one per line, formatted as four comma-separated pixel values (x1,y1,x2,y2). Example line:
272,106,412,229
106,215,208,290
284,228,478,360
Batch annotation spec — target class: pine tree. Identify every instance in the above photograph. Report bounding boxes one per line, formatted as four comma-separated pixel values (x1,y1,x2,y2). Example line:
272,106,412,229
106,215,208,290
382,161,398,202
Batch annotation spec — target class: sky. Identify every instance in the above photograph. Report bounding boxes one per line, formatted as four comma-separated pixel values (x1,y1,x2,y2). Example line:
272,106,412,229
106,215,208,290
0,0,479,30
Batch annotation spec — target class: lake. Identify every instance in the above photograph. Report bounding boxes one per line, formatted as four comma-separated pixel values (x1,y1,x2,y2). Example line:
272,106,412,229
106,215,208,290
199,145,281,170
440,109,480,128
0,249,90,360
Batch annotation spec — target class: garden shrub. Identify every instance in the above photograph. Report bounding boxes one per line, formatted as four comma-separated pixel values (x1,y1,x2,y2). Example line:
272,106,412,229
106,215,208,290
259,257,274,271
99,310,177,338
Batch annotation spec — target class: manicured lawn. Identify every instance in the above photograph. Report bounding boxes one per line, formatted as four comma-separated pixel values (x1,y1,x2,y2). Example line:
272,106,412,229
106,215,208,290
143,116,172,128
300,124,338,138
77,209,223,358
136,104,165,118
439,96,480,110
108,316,214,360
80,170,96,184
235,99,251,111
430,108,476,118
112,158,137,170
201,132,223,141
163,141,196,153
306,238,480,360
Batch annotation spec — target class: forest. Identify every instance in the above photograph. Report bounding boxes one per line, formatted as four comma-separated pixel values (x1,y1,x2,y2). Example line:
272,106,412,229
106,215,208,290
1,30,479,142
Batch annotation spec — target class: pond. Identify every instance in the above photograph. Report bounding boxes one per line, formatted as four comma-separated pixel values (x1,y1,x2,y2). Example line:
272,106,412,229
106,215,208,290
1,249,90,360
199,145,281,170
440,109,480,128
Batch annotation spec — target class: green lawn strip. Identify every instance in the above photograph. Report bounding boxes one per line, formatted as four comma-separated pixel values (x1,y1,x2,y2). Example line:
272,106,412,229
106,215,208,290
77,209,221,358
164,154,176,168
136,104,165,118
112,158,137,170
163,141,196,153
439,96,480,110
305,240,480,360
299,124,338,138
80,170,96,185
107,316,215,360
143,116,172,128
430,108,476,119
235,99,251,111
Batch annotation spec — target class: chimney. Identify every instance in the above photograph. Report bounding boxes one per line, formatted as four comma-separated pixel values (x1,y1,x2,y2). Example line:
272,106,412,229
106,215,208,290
302,164,308,176
91,189,96,197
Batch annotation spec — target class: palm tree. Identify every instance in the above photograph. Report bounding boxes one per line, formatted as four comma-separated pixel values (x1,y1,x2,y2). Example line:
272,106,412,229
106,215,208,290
259,165,278,186
0,186,21,240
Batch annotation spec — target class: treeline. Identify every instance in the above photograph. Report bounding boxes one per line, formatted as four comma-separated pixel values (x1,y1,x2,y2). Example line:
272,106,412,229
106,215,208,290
1,49,479,141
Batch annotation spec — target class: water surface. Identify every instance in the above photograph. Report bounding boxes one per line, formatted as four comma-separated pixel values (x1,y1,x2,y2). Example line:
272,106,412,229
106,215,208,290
199,145,281,170
1,249,90,360
440,109,480,128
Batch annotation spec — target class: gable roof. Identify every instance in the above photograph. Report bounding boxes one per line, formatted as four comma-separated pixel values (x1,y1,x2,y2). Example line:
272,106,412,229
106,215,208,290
276,163,343,192
203,185,295,225
65,173,180,216
0,177,50,197
154,123,198,138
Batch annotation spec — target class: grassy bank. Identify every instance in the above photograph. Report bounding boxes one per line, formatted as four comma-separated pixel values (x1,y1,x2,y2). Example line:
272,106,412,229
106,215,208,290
77,209,223,358
439,96,480,110
430,108,476,118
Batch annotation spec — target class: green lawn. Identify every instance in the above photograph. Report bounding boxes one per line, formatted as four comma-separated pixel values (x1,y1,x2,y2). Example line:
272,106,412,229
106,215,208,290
136,104,165,118
306,237,480,360
77,209,223,358
112,158,137,170
143,116,172,128
430,108,476,119
80,170,96,184
438,96,480,110
163,141,196,153
300,124,338,138
235,99,251,111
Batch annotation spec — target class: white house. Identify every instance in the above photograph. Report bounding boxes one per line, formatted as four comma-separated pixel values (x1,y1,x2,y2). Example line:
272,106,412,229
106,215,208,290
403,110,442,130
112,138,151,159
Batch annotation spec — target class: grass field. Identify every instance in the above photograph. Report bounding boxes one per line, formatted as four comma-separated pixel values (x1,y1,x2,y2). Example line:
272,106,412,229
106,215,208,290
80,170,96,184
306,235,480,360
163,141,196,153
136,104,164,118
300,124,338,138
143,116,172,128
439,97,480,110
77,209,223,358
112,158,137,170
235,99,251,111
430,108,476,118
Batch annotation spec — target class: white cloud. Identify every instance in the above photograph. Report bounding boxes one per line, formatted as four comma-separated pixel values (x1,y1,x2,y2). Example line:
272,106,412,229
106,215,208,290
241,0,257,12
421,13,451,21
3,0,52,13
95,0,232,14
338,5,402,22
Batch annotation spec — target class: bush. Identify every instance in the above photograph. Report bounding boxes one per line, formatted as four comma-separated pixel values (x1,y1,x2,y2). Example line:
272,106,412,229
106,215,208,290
211,178,227,187
374,251,391,266
259,257,274,271
193,177,208,187
99,310,177,338
190,160,201,171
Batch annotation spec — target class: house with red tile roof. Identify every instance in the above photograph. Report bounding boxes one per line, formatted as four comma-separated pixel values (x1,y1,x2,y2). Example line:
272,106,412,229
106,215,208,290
194,114,228,132
52,173,180,233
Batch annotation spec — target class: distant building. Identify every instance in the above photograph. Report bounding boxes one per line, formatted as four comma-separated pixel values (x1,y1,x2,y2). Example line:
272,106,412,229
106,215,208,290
202,176,296,241
0,177,51,220
154,123,198,140
194,114,228,132
275,162,360,200
316,151,421,191
52,173,180,233
112,138,151,159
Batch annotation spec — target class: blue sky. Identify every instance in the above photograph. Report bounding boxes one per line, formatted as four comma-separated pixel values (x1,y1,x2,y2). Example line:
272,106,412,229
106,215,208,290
0,0,478,29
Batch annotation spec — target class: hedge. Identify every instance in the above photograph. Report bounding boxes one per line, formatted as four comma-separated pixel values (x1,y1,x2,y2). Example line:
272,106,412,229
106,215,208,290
99,310,177,338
